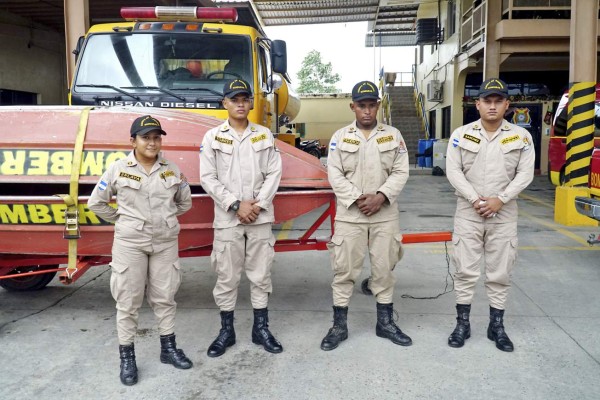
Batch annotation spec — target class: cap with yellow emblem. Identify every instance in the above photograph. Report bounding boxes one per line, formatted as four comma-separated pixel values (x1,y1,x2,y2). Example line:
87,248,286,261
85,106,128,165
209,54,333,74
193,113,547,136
130,115,167,137
223,79,253,98
352,80,380,102
478,78,508,99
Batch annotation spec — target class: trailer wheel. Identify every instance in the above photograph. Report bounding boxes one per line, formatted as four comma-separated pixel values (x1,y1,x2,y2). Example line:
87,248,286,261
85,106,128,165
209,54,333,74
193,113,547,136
361,278,373,296
308,148,321,159
0,265,58,291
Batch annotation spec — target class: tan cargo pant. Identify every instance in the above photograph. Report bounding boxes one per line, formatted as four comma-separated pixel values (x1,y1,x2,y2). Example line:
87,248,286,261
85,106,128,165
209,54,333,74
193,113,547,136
110,240,182,345
211,223,276,311
451,217,518,309
327,219,404,306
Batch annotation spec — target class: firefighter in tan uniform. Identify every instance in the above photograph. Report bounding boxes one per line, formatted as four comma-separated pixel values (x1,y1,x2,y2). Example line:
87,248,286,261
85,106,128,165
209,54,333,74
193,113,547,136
446,78,534,352
200,79,283,357
88,115,193,386
320,81,411,351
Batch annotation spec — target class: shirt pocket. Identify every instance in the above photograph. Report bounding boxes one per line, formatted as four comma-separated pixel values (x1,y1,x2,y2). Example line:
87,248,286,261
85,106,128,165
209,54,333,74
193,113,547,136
211,140,234,175
377,140,399,172
251,137,272,173
500,138,525,171
338,141,360,173
116,176,142,205
458,138,481,170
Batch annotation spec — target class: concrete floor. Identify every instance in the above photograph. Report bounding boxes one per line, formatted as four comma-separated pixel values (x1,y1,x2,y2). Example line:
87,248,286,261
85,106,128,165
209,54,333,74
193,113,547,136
1,173,599,399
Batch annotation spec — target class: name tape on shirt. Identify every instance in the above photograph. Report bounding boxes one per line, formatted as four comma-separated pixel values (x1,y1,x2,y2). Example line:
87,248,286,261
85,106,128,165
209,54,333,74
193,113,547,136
119,172,142,182
376,135,394,144
343,138,360,145
501,135,520,145
160,170,176,180
251,133,268,144
463,134,481,144
215,136,233,145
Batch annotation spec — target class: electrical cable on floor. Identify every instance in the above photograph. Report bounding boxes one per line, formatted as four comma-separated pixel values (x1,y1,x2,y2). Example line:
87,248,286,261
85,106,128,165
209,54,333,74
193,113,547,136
400,241,454,300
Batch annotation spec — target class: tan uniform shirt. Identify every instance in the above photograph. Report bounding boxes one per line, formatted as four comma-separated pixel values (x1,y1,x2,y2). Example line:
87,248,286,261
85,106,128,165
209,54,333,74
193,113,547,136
327,122,409,223
200,121,282,229
446,119,535,223
88,151,192,250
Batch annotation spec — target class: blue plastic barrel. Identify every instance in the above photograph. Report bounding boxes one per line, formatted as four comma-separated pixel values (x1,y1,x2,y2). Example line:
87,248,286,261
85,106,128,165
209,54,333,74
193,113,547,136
425,139,437,167
417,139,427,167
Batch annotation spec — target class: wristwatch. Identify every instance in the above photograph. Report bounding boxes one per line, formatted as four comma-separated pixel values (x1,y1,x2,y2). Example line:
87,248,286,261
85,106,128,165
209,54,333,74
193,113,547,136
230,200,241,212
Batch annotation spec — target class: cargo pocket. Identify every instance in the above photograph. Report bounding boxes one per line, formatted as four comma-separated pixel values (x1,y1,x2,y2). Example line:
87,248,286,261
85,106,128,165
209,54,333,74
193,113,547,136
168,260,182,300
109,262,132,309
450,235,462,273
327,234,349,273
211,241,227,273
506,237,519,277
391,233,404,270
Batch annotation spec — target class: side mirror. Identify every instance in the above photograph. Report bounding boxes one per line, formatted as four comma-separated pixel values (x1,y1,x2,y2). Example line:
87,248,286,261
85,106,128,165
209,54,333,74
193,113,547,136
72,36,85,61
271,40,287,74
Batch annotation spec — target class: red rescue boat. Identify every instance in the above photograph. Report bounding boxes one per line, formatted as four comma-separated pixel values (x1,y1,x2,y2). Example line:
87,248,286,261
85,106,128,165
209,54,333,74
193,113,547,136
0,106,335,289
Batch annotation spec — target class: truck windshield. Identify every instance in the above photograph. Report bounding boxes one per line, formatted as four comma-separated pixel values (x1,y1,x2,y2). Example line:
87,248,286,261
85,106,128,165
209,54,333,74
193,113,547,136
73,32,253,98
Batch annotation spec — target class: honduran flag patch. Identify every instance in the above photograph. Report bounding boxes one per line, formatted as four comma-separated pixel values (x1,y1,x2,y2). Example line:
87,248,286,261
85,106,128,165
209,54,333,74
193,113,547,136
98,180,107,191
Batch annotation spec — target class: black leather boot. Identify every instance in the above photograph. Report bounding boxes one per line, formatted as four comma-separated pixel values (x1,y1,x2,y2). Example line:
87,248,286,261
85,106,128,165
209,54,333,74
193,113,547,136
487,306,514,352
320,305,349,351
119,344,138,386
252,308,283,353
376,303,412,346
160,333,193,369
448,304,471,348
207,310,236,358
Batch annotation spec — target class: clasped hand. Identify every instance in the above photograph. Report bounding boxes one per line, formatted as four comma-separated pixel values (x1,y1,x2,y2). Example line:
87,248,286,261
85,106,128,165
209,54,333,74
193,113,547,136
356,193,386,217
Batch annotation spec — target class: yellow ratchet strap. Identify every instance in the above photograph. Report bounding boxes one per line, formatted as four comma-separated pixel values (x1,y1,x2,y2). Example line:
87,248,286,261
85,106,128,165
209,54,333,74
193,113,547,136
56,107,92,280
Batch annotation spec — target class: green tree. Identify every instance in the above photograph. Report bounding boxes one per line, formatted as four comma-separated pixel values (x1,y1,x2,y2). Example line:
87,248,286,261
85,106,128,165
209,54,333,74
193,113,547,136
296,50,341,94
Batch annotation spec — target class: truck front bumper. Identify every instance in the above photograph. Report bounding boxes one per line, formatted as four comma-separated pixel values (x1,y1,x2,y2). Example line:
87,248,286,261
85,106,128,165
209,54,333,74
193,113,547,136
575,196,600,222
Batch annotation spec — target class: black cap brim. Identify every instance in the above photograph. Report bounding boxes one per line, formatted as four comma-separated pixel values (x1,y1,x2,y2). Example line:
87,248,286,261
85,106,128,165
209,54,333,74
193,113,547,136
352,94,380,102
131,127,167,137
479,90,508,99
224,89,252,99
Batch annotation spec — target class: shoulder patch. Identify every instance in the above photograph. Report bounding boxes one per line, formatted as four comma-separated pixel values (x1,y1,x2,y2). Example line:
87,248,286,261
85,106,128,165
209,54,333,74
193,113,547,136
398,141,407,153
463,134,481,144
215,136,233,145
501,135,520,145
343,138,360,145
98,180,107,191
179,172,189,188
330,141,337,152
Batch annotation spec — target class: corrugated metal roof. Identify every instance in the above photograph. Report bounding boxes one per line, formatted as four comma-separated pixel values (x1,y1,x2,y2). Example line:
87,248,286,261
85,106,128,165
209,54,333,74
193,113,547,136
0,0,420,46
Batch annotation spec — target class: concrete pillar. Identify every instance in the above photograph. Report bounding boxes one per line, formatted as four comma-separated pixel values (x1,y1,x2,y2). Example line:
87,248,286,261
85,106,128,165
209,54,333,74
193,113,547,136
63,0,89,87
556,0,599,224
565,0,598,187
483,0,502,80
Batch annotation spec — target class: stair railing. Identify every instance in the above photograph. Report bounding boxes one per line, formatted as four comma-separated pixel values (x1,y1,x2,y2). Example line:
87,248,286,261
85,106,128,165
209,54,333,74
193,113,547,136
412,64,429,139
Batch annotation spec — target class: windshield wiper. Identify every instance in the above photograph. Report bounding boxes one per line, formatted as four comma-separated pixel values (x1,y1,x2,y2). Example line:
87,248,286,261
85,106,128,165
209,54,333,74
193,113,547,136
172,87,223,97
75,84,140,100
122,86,187,102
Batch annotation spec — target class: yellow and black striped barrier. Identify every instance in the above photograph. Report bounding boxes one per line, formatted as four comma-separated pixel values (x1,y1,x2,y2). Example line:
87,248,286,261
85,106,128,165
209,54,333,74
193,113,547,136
565,81,595,187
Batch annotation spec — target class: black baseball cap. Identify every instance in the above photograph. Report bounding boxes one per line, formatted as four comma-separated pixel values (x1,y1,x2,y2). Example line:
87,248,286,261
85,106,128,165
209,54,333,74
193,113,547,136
223,79,252,98
479,78,508,98
130,115,167,137
352,81,379,102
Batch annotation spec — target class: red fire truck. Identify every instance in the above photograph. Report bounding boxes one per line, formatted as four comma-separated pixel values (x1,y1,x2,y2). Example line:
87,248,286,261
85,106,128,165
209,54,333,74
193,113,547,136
548,84,600,185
